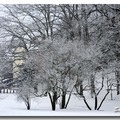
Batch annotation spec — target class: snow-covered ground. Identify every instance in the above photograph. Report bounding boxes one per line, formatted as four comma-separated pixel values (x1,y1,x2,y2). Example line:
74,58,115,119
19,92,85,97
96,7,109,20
0,93,120,116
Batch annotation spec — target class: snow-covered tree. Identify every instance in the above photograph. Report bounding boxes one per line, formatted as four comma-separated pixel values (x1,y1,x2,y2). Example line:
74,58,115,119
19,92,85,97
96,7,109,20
16,49,47,110
0,4,119,111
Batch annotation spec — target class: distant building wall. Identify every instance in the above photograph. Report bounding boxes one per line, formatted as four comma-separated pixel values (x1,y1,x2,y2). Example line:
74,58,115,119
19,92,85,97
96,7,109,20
13,46,26,79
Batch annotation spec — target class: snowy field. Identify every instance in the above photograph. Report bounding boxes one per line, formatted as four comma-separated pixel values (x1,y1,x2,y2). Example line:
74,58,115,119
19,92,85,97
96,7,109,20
0,93,120,116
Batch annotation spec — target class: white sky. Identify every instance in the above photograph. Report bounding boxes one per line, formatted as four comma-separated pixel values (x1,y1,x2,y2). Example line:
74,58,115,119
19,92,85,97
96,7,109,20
0,0,119,4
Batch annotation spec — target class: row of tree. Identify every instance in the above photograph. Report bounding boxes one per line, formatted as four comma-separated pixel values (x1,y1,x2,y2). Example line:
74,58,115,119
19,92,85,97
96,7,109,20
0,4,120,111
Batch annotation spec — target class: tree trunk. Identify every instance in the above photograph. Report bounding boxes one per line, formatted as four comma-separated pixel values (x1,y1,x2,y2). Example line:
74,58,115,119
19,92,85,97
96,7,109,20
26,98,30,110
115,71,120,95
81,5,89,45
76,75,83,96
52,102,56,111
48,91,57,111
61,91,66,109
94,95,98,110
65,87,73,109
82,95,92,110
90,74,95,98
75,4,81,41
52,91,57,111
3,89,5,93
97,90,110,110
79,79,83,96
6,89,8,93
27,102,30,110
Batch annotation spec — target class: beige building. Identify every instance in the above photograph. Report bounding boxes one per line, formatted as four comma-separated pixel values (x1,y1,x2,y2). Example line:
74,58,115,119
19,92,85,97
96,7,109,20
13,42,27,79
